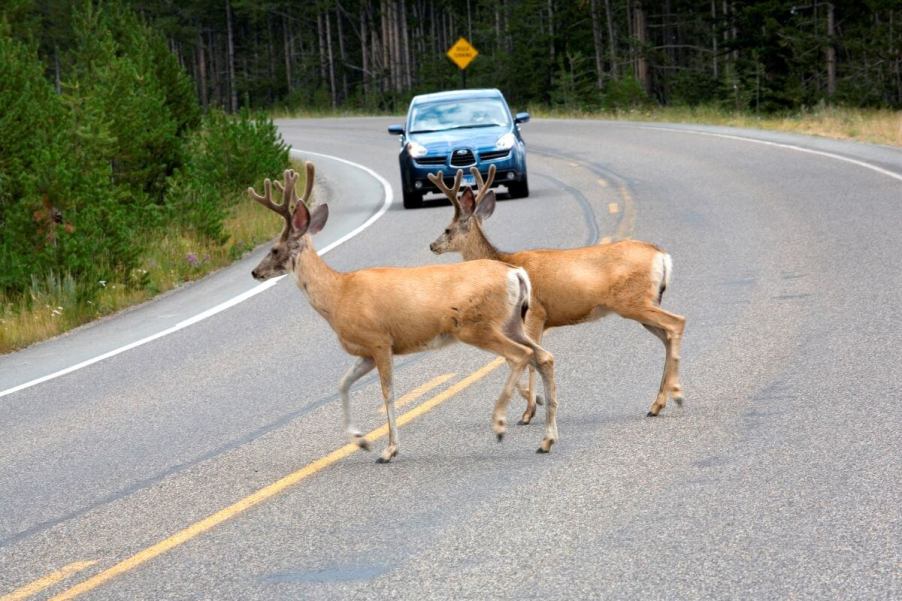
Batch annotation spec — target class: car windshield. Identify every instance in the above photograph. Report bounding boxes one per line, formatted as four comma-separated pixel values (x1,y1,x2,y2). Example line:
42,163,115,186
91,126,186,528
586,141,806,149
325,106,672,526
408,98,510,133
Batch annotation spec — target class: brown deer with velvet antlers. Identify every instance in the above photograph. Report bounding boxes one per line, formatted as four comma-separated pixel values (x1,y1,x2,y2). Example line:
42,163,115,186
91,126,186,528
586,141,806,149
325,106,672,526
248,163,560,462
428,165,685,424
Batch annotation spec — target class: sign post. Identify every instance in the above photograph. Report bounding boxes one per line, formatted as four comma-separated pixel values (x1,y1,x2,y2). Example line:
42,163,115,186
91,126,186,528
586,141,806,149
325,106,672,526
446,37,478,88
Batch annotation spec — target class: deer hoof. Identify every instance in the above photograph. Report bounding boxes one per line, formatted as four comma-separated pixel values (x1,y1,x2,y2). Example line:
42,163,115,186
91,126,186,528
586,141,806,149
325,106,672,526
646,411,658,417
535,395,544,406
354,436,371,451
496,432,504,442
517,415,532,426
376,448,398,463
536,439,554,453
673,395,685,407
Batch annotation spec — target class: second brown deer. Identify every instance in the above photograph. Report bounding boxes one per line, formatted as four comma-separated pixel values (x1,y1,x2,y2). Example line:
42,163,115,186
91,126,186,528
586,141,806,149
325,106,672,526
428,166,685,424
249,163,560,462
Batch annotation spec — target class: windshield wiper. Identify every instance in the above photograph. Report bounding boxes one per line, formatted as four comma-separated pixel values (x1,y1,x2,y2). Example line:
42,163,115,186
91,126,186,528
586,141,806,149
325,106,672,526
410,123,506,134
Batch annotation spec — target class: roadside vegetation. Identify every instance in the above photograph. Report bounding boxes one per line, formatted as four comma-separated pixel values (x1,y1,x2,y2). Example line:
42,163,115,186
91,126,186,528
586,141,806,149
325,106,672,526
0,3,289,353
529,105,902,147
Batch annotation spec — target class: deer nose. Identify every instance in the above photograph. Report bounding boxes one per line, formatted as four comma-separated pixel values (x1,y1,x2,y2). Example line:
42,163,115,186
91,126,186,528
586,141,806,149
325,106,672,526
251,269,259,279
429,242,439,253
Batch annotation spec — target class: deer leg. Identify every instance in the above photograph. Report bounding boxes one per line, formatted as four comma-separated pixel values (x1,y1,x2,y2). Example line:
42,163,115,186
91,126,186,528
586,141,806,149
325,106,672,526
642,325,671,416
517,327,546,425
516,311,547,425
460,328,533,442
523,341,558,453
372,349,399,463
629,306,685,416
339,357,375,450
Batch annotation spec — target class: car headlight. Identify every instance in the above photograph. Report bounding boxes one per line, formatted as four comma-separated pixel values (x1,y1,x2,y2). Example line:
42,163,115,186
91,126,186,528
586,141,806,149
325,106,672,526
406,141,428,158
495,133,517,150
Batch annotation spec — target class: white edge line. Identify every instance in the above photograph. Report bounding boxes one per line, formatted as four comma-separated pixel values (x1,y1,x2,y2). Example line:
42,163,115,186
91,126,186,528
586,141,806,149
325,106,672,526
0,148,393,399
635,125,902,183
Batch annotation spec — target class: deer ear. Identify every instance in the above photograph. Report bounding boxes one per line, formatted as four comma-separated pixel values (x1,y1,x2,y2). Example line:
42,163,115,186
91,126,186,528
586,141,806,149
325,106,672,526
459,186,476,216
308,204,329,235
291,200,311,234
475,190,496,221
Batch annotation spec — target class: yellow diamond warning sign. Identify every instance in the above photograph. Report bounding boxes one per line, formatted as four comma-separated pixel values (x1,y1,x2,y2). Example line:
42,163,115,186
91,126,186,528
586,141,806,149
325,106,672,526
447,37,479,70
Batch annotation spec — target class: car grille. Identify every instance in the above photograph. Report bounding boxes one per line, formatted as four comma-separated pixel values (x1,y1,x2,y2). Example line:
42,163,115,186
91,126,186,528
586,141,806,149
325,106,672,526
449,148,476,167
415,155,446,166
479,149,511,161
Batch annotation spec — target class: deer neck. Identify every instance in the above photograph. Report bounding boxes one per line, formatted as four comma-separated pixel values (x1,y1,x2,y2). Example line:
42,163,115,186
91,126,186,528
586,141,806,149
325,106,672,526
293,236,342,318
462,222,507,262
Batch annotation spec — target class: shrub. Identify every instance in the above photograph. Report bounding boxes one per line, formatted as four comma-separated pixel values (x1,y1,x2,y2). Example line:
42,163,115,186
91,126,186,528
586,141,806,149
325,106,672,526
166,109,289,241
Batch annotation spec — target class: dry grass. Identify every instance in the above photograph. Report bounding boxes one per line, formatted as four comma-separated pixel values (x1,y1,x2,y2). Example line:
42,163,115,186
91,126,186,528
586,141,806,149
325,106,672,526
0,171,294,354
531,105,902,147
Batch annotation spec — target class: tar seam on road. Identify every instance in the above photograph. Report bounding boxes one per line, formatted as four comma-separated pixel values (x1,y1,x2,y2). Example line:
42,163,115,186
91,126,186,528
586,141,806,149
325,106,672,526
45,358,504,601
531,172,600,246
0,149,393,401
530,147,636,241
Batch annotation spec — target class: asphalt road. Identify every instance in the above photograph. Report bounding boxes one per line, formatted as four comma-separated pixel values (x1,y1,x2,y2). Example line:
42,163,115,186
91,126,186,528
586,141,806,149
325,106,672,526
1,118,900,600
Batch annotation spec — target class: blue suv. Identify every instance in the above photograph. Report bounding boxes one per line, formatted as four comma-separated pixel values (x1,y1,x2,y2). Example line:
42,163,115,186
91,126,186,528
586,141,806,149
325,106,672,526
387,89,530,208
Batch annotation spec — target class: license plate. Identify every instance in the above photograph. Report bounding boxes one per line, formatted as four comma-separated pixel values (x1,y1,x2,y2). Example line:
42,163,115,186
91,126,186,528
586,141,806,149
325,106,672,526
461,174,476,187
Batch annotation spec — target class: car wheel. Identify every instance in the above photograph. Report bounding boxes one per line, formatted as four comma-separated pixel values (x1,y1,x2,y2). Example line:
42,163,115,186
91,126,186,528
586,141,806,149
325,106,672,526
402,187,423,209
507,174,529,199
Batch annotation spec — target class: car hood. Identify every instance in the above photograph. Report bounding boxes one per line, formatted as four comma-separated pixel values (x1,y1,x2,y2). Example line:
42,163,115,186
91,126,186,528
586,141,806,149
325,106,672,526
408,125,510,153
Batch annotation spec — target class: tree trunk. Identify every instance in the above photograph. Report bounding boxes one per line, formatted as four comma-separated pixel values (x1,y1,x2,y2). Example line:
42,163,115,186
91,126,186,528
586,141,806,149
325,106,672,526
547,0,554,63
381,0,391,92
400,0,412,89
325,11,337,107
711,0,718,79
590,0,605,88
317,12,326,85
633,0,649,93
361,7,369,100
604,0,618,78
337,8,348,102
196,31,208,107
825,2,836,99
283,17,292,95
225,0,238,112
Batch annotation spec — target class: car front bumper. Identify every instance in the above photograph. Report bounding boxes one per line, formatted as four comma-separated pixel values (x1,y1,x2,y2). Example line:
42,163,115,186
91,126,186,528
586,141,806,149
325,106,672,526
400,147,527,194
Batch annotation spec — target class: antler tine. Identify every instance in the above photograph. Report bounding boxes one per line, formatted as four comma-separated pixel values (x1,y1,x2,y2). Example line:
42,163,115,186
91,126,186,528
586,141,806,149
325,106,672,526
451,168,463,197
272,168,300,210
249,174,295,239
248,178,289,219
427,169,465,213
471,164,497,205
300,161,316,206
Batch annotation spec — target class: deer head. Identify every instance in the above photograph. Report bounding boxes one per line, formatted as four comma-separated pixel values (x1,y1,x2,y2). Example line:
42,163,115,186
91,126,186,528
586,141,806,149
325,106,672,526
249,163,328,281
428,164,496,255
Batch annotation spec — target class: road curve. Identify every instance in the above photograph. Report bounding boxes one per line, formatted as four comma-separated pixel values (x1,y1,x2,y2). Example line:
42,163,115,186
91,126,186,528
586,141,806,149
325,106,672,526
1,118,900,600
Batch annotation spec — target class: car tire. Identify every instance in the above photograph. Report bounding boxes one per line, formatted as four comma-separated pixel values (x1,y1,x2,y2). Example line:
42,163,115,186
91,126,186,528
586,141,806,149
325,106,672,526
507,174,529,199
402,188,423,209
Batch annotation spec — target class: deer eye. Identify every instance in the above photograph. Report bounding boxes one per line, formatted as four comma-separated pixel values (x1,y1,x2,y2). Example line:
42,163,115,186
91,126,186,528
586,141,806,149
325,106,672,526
270,248,278,255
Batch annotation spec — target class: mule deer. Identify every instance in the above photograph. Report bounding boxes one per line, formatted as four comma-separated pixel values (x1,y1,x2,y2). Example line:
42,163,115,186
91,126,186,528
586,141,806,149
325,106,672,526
428,165,685,424
249,163,559,462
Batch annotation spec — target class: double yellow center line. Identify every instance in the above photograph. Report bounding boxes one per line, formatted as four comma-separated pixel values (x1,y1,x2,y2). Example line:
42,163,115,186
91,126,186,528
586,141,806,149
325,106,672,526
4,358,504,601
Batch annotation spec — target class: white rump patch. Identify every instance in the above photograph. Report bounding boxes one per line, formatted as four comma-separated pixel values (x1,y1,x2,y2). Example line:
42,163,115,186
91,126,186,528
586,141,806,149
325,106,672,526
506,267,532,309
651,252,673,298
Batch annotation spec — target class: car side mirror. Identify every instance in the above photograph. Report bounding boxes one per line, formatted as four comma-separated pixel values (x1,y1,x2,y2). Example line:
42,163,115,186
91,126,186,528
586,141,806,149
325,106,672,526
387,124,405,135
514,112,530,124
